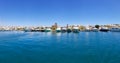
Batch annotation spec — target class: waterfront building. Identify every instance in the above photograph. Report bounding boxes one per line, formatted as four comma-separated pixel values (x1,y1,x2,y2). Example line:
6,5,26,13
51,23,58,32
78,25,86,31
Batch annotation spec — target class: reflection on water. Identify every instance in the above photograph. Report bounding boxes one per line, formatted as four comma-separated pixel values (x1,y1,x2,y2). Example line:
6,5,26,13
0,32,120,63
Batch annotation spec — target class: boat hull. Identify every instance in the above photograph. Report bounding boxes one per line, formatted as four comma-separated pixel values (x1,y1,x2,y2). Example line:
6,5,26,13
73,29,79,33
45,30,51,32
100,29,109,32
110,28,120,32
56,30,61,32
61,30,66,33
67,29,72,33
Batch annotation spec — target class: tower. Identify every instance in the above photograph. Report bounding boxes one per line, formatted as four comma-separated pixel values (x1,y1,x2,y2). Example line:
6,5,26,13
54,22,57,28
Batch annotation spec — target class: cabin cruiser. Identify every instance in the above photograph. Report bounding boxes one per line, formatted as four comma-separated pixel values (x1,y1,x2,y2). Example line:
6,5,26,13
99,27,109,32
85,27,92,32
67,28,72,33
45,27,51,32
66,27,72,33
110,27,120,32
61,27,67,33
31,29,41,32
92,28,99,32
40,27,45,32
73,27,79,33
84,26,98,32
56,27,61,32
24,27,32,32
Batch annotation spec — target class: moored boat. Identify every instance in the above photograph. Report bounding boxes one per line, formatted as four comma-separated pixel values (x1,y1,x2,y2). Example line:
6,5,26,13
24,29,31,32
72,27,79,33
99,27,109,32
92,28,99,32
85,27,92,32
40,27,45,32
67,29,72,33
61,27,67,33
110,27,120,32
24,27,32,32
45,27,51,32
56,27,61,32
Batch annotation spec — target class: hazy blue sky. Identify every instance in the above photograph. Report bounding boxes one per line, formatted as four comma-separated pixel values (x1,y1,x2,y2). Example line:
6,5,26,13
0,0,120,26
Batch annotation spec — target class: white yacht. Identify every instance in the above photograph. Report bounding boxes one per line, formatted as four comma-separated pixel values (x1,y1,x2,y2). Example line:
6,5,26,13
85,26,91,32
45,27,51,32
56,27,61,32
92,28,99,32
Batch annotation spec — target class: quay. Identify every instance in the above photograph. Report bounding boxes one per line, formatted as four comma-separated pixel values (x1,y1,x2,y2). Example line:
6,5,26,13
0,23,120,32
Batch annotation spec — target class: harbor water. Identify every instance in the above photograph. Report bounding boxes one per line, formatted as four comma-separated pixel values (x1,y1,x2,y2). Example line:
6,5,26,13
0,31,120,63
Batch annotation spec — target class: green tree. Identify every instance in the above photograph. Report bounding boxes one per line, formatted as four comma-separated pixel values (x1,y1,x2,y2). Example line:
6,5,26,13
95,25,100,29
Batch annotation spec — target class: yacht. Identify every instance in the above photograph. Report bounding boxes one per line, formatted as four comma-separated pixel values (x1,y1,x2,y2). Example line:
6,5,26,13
24,27,32,32
92,28,99,32
73,27,79,33
45,27,51,32
61,27,67,33
85,26,92,32
110,27,120,32
40,27,45,32
99,27,109,32
67,28,72,33
56,27,61,32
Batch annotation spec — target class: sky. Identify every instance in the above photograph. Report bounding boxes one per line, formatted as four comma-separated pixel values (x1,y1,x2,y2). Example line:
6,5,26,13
0,0,120,26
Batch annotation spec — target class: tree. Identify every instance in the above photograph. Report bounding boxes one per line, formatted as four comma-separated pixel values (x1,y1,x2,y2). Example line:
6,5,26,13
95,25,100,29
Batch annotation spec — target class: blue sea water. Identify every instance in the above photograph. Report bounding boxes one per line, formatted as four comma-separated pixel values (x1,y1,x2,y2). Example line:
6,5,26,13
0,31,120,63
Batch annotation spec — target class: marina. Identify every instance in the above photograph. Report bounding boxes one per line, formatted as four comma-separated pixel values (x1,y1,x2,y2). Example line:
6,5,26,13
0,23,120,33
0,0,120,63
